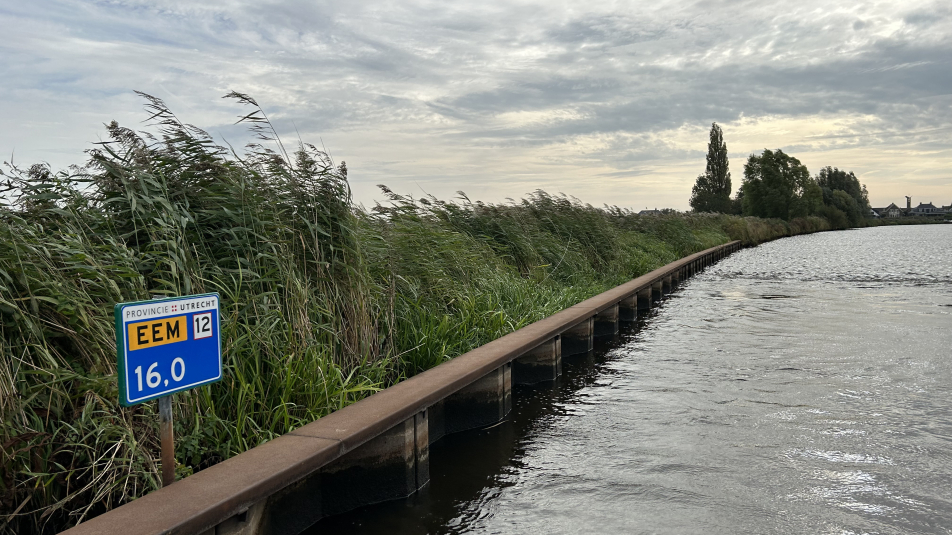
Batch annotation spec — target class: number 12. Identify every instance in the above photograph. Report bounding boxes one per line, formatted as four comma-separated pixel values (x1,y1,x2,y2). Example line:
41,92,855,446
193,312,213,340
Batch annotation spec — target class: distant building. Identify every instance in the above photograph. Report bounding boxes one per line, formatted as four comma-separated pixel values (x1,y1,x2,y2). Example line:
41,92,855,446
872,198,950,219
911,202,943,217
639,208,662,216
872,203,903,218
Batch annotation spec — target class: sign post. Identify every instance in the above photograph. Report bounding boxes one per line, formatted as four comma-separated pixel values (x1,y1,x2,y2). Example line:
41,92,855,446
115,293,223,487
158,395,174,486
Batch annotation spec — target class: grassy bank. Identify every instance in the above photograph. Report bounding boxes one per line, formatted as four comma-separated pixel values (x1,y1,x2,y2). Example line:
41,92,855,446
0,96,830,534
869,217,951,226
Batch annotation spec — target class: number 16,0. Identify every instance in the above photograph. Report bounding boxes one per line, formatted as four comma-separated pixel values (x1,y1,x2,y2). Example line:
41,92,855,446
134,358,186,391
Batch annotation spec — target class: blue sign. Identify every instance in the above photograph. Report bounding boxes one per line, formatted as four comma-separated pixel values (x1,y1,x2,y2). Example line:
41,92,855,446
115,293,222,406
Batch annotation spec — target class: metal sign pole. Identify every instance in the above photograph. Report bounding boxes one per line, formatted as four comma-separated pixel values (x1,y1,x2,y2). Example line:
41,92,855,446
158,395,175,487
150,295,175,488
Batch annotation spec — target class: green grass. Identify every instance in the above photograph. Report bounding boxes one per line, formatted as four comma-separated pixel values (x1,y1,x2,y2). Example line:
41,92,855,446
0,94,829,534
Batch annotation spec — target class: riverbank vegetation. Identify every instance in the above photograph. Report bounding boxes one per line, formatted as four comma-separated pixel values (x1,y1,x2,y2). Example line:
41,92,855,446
690,123,873,228
1,95,828,534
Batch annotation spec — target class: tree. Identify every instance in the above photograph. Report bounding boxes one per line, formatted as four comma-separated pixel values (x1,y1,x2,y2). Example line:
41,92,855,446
790,173,824,218
739,149,818,220
816,166,869,226
689,123,732,213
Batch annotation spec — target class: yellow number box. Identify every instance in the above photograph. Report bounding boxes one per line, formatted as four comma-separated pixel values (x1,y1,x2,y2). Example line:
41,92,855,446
127,315,187,351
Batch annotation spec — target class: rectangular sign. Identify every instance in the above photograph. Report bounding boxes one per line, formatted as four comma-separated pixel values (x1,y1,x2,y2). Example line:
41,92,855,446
115,293,222,406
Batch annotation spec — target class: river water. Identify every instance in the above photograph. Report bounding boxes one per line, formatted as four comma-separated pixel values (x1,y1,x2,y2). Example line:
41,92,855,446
313,225,952,534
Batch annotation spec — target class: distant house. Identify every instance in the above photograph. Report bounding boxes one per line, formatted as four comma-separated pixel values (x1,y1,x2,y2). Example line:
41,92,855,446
639,209,662,216
911,202,943,217
874,203,903,218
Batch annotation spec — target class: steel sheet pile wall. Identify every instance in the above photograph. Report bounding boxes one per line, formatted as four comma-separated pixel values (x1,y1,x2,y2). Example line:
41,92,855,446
62,241,742,535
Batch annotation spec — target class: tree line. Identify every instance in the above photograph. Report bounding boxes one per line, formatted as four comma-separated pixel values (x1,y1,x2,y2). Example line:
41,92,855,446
689,123,870,228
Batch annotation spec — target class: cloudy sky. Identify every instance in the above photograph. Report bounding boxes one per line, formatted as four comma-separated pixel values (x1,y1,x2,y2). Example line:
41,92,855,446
3,1,950,210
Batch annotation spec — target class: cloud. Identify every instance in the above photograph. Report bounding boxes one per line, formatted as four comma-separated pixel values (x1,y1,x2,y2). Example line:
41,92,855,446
1,0,950,209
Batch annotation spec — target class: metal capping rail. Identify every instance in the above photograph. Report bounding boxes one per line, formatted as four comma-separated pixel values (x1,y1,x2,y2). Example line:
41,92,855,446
62,240,742,535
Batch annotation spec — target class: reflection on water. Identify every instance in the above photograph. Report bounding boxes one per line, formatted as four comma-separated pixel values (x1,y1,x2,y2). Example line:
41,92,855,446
312,225,952,534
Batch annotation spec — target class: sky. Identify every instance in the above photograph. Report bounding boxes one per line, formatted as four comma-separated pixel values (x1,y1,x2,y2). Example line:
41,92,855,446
2,0,950,211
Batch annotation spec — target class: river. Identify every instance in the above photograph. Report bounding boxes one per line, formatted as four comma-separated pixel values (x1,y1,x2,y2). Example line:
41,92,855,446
311,224,952,534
